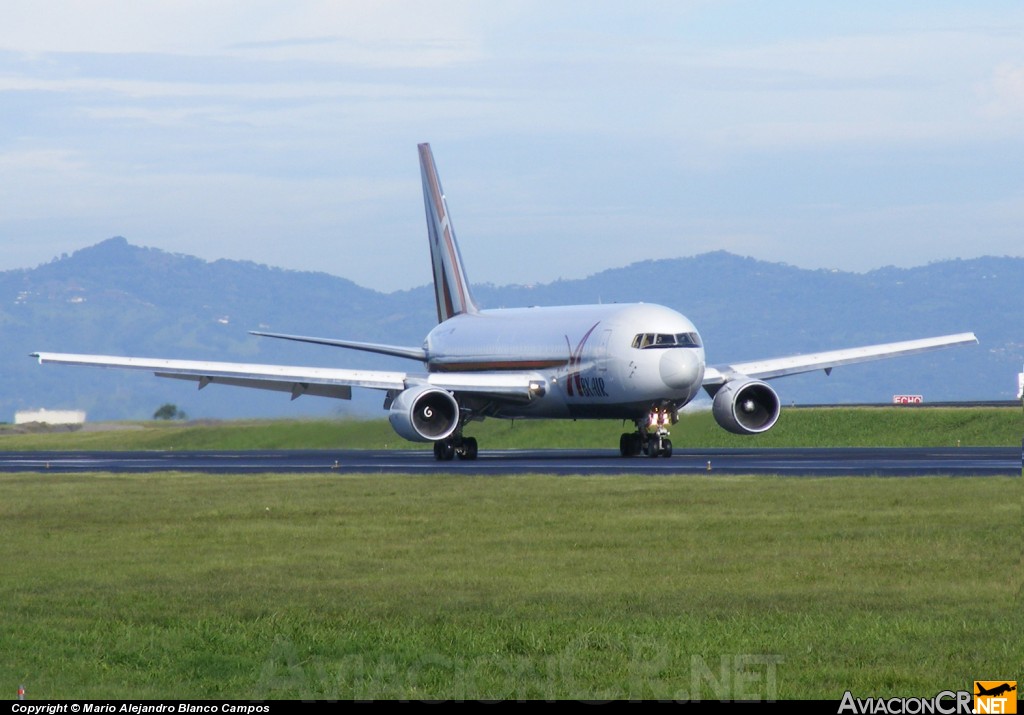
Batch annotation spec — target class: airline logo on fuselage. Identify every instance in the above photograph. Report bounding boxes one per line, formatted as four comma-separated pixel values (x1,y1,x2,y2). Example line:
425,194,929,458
566,322,608,398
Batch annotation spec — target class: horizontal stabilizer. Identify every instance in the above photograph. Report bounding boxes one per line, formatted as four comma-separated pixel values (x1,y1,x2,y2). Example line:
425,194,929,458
250,331,428,361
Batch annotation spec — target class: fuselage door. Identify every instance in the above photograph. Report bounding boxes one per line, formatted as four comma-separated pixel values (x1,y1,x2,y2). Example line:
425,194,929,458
596,329,612,372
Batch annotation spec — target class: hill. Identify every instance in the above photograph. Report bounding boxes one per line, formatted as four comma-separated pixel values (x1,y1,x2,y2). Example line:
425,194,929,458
3,237,1020,420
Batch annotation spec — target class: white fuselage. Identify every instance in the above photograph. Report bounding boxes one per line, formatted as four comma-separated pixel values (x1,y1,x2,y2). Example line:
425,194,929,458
423,303,705,420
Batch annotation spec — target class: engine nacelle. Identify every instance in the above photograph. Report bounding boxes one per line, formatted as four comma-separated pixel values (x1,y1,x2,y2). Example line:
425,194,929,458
388,385,460,442
711,379,781,435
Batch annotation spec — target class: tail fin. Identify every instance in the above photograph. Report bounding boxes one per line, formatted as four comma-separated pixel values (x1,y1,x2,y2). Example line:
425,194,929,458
419,143,479,323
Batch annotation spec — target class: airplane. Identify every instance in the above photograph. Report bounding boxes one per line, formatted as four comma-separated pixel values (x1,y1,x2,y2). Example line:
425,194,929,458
32,143,979,460
975,683,1016,697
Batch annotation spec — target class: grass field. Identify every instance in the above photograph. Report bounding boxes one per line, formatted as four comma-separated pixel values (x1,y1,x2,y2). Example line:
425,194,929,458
1,408,1021,700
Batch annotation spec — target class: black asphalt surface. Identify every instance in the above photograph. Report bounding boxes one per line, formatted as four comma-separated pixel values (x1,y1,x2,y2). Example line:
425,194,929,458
0,446,1019,476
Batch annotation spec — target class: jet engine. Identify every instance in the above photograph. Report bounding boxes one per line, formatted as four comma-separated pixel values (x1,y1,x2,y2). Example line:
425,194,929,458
711,378,781,435
388,385,460,442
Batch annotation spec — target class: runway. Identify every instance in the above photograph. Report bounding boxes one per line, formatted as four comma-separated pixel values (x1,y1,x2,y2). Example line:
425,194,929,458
0,446,1019,476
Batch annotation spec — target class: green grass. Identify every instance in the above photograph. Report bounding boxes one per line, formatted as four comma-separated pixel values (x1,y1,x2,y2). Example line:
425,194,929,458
1,472,1020,700
0,406,1021,451
1,408,1020,699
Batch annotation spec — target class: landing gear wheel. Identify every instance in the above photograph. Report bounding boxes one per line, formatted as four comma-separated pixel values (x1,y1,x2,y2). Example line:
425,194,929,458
619,432,643,457
646,436,672,457
646,436,661,458
660,438,672,458
457,436,478,460
433,440,455,461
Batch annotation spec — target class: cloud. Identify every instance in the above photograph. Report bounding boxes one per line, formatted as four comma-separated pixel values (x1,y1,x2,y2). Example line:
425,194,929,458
1,1,490,67
1,2,1022,289
981,63,1024,118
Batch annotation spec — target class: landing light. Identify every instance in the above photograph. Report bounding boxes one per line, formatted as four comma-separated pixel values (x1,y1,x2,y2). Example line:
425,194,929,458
648,408,672,427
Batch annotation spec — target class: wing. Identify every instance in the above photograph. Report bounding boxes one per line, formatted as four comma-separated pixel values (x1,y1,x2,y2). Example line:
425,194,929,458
702,332,978,387
30,352,543,403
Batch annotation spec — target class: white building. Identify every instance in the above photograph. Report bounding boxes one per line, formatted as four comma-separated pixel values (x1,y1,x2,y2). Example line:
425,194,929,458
15,408,86,425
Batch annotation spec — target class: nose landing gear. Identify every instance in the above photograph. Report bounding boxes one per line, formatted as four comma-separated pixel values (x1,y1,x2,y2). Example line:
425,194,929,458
619,407,675,458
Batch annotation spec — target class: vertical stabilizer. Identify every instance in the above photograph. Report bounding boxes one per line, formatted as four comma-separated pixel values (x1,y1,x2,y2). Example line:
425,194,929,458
419,143,479,323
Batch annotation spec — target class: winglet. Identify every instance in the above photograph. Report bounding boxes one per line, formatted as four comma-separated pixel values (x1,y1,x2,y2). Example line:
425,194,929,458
419,143,479,323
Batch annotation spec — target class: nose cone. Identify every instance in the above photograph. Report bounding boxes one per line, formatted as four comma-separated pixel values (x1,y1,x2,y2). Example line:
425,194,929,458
659,349,703,392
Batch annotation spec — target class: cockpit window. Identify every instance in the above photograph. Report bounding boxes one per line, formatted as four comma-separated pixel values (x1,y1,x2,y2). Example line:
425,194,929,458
631,332,702,349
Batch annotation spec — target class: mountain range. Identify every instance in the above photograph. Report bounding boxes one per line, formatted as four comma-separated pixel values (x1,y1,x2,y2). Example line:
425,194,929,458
3,236,1021,421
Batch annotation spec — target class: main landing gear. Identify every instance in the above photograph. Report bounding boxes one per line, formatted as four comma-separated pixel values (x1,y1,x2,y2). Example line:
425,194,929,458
433,434,478,461
619,407,675,458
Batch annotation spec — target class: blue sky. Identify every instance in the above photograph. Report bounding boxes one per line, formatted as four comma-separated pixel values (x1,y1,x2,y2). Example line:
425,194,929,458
2,1,1022,291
